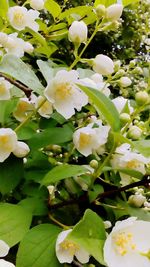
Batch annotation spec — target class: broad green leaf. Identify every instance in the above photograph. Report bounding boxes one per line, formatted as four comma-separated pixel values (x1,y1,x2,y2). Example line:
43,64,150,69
28,125,73,149
0,98,18,124
45,0,61,18
16,224,61,267
0,155,23,195
133,140,150,157
42,164,88,186
0,203,32,247
0,55,44,94
68,209,106,265
37,60,54,83
114,201,150,221
94,0,117,7
60,6,96,25
19,197,48,216
117,168,144,179
0,0,9,18
78,85,121,131
122,0,139,6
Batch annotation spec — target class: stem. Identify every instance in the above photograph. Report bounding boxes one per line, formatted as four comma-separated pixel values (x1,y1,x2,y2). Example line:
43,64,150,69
68,20,101,71
0,72,32,98
48,213,70,230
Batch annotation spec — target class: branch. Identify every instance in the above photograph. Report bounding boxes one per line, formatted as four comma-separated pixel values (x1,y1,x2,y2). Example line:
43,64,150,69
49,175,150,209
0,72,32,98
96,175,150,201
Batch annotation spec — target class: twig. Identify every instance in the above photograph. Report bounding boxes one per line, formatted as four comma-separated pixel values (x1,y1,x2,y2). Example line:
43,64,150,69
0,72,32,98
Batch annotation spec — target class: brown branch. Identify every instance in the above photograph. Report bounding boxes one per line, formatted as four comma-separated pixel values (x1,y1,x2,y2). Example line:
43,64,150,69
0,72,32,98
49,175,150,210
73,260,83,267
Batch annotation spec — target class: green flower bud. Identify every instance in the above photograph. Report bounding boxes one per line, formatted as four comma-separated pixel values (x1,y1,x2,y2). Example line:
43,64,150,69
135,91,149,105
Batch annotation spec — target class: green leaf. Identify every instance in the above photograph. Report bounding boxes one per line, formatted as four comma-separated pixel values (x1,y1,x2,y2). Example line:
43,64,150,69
28,125,73,149
94,0,117,7
16,224,61,267
0,55,44,94
122,0,139,6
19,197,48,216
116,168,144,179
37,60,54,83
0,0,9,18
78,85,121,131
88,184,104,203
0,203,32,247
0,98,18,124
45,0,61,18
0,155,23,195
133,140,150,157
67,209,106,265
42,164,88,186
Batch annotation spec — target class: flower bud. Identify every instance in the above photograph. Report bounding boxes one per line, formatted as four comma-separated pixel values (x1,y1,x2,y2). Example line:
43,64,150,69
0,32,8,46
93,54,114,76
68,21,88,44
135,91,149,105
90,159,98,169
30,0,45,10
128,125,142,140
119,77,132,87
104,220,112,229
128,194,146,208
24,42,34,53
106,4,123,21
120,113,131,123
95,4,106,18
13,141,30,158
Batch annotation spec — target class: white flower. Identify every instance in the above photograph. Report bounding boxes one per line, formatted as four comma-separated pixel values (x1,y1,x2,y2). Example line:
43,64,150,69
0,240,10,257
56,229,89,264
91,73,111,97
44,70,88,119
106,4,123,21
73,120,110,156
0,32,8,46
0,260,15,267
8,6,39,32
119,77,132,87
104,217,150,267
0,128,18,162
68,21,88,44
111,143,150,185
13,141,30,158
112,96,134,114
35,96,53,118
4,33,34,58
0,77,13,100
13,98,34,122
93,54,114,76
30,0,45,10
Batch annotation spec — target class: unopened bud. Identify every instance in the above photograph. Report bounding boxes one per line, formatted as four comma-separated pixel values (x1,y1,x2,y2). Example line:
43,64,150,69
135,91,149,105
128,125,142,140
90,159,98,169
106,4,123,21
119,77,132,87
13,141,30,158
128,194,146,207
120,113,131,123
95,4,106,18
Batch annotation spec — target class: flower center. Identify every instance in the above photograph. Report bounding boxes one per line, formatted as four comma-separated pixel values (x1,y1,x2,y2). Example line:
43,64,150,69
60,240,79,255
13,11,26,27
0,83,6,95
126,159,140,169
79,133,92,148
0,135,13,151
55,83,73,100
113,231,136,256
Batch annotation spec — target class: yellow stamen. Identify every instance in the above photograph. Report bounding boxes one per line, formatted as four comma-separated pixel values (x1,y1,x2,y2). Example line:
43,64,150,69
55,83,73,100
113,231,136,256
126,160,140,169
13,12,25,26
60,240,79,255
79,132,91,148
